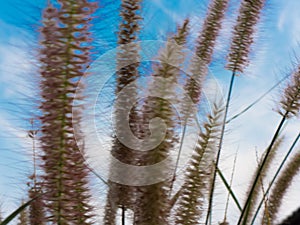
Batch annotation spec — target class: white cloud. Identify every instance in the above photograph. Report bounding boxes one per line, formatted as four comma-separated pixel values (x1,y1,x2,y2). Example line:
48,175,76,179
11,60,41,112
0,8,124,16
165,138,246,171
0,41,37,98
0,21,38,223
277,0,300,47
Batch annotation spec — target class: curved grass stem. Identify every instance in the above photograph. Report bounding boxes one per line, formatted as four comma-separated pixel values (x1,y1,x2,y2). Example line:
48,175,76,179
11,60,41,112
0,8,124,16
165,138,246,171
227,74,290,123
205,72,236,225
250,132,300,225
237,113,288,225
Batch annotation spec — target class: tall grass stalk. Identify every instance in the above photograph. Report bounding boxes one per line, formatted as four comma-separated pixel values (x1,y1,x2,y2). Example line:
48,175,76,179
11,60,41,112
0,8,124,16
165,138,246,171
38,1,97,224
208,0,266,223
103,0,142,224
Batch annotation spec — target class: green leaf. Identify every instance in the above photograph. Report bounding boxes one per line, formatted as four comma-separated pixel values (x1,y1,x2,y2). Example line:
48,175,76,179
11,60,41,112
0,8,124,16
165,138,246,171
0,194,42,225
217,167,242,212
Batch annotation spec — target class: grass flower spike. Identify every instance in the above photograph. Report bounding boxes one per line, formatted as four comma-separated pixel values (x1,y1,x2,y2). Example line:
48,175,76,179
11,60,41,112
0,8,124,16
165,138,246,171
39,1,97,224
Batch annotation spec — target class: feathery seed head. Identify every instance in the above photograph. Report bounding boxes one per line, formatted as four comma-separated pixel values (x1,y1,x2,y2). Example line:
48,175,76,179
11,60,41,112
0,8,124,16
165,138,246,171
266,150,300,223
196,0,229,64
226,0,265,73
278,66,300,118
39,1,97,224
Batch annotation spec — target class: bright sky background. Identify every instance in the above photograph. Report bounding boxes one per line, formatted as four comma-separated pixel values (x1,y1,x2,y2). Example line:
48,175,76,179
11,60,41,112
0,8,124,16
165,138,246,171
0,0,300,224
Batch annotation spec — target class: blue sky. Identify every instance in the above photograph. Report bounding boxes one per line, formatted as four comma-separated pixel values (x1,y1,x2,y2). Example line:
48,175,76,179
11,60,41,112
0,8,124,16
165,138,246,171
0,0,300,224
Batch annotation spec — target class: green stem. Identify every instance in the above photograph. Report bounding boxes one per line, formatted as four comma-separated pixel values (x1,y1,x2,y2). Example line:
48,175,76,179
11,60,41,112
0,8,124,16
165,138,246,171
217,166,242,212
250,132,300,225
223,150,238,221
237,113,288,225
0,193,44,225
227,73,290,123
205,72,236,225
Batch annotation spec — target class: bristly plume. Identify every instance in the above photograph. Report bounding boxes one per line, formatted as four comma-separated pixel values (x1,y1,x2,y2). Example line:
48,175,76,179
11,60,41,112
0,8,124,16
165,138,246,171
226,0,265,73
39,1,97,224
264,149,300,224
181,2,229,221
183,0,229,118
132,20,189,225
196,0,229,65
28,183,45,225
213,1,265,223
17,200,29,225
104,0,142,224
238,63,300,225
173,19,189,46
116,0,141,92
244,137,284,224
278,65,300,118
175,102,223,225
